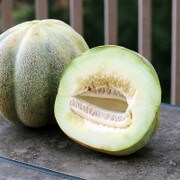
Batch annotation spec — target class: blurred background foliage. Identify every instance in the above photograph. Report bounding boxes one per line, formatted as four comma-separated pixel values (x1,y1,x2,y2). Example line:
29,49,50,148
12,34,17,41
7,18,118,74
0,0,171,103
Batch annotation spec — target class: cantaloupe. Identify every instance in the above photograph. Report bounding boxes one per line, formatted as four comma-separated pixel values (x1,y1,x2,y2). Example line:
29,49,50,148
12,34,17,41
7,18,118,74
0,19,88,127
54,46,161,155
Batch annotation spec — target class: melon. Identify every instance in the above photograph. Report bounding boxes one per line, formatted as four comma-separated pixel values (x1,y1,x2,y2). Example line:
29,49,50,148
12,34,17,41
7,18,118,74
54,45,161,156
0,19,88,127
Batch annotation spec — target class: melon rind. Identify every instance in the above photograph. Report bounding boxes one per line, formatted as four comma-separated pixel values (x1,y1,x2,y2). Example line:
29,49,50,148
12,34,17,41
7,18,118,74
0,19,89,127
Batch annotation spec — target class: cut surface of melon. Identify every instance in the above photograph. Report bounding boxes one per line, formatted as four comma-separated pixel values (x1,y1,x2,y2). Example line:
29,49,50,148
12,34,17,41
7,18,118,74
54,46,161,155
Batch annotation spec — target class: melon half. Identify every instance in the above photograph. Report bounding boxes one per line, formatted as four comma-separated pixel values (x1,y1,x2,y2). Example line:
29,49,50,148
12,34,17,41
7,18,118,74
54,46,161,155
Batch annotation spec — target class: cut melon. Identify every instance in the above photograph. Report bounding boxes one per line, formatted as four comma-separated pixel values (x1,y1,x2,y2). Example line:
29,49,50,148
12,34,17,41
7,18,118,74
54,46,161,155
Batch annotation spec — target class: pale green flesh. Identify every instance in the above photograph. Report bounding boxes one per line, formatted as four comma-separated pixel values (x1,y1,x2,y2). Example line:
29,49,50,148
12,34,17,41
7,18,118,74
54,45,161,155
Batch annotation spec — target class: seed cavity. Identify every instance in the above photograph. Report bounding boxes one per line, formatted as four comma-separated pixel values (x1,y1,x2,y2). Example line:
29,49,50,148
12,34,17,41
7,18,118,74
78,86,127,102
69,74,135,129
70,97,132,129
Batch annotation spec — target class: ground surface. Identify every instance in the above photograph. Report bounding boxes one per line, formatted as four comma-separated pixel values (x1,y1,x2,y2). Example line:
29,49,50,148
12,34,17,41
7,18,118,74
0,104,179,180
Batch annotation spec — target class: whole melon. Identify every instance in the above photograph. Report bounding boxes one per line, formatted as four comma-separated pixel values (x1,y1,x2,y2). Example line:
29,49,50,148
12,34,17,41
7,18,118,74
0,19,89,127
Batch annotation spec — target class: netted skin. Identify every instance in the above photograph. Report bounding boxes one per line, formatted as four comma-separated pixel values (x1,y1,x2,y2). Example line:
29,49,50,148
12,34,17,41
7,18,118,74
0,19,89,127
